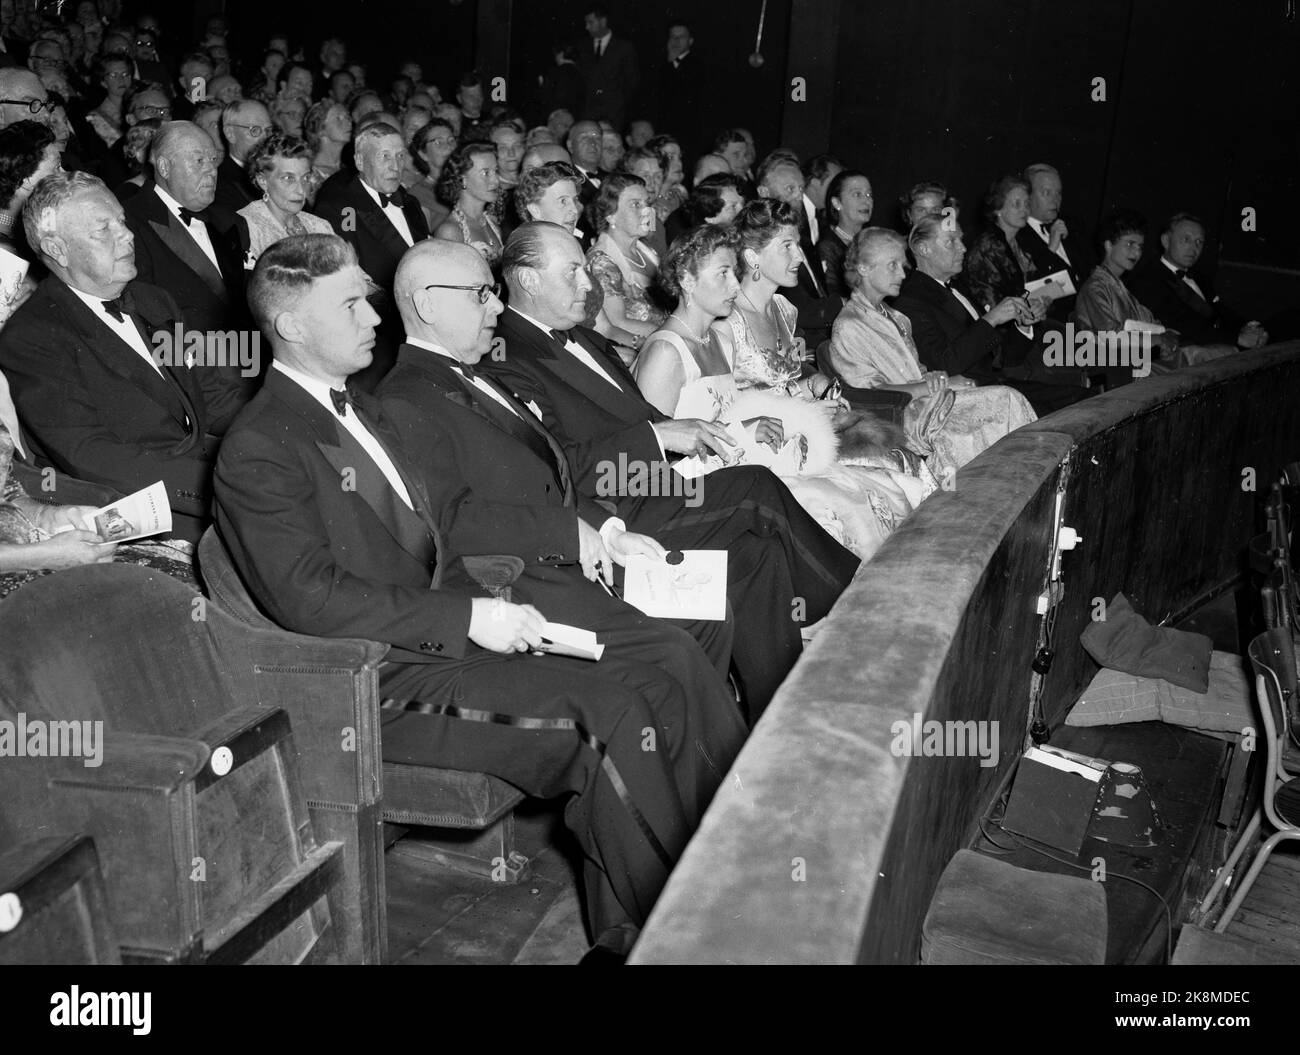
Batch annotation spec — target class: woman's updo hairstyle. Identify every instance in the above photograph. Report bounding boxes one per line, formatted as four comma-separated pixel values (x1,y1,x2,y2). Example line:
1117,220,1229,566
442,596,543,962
660,222,739,301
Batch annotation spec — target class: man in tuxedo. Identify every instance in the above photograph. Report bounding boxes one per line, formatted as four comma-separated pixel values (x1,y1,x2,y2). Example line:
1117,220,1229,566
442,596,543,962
124,121,254,411
215,233,745,958
894,217,1093,414
0,173,238,542
651,21,705,159
314,124,429,390
756,155,843,347
1016,163,1088,322
209,99,270,235
566,119,603,203
578,5,638,132
1128,213,1268,351
485,222,861,721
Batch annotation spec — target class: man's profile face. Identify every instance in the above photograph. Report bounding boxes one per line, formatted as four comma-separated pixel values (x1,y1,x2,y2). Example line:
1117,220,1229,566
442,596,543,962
568,121,601,169
1163,220,1205,269
359,133,406,195
294,264,380,379
54,188,137,295
1028,171,1062,224
157,129,221,210
530,230,593,327
423,255,503,362
227,101,271,159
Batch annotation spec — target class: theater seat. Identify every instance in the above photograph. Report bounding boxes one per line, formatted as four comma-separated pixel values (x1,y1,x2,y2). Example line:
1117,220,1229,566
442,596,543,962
0,836,120,965
0,565,346,963
196,529,530,884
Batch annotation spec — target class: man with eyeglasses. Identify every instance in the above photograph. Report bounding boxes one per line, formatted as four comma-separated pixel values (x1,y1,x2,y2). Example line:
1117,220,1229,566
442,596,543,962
95,85,171,191
0,67,51,130
124,120,253,407
214,233,744,963
210,99,270,235
316,124,432,389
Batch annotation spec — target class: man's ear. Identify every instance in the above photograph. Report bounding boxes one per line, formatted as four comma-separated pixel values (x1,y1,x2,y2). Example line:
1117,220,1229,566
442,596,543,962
516,266,540,298
1160,231,1170,254
274,309,302,344
39,233,68,270
154,154,171,181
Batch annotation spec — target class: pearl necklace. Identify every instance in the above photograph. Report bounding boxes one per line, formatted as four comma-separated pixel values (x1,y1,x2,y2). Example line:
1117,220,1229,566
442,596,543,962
669,312,711,344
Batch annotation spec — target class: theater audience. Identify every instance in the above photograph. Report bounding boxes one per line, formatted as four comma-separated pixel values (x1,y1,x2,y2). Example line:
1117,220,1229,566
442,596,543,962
635,221,925,559
1128,212,1268,353
817,169,872,300
586,172,666,354
233,132,333,269
830,227,1035,479
0,172,237,543
433,143,504,268
895,215,1091,413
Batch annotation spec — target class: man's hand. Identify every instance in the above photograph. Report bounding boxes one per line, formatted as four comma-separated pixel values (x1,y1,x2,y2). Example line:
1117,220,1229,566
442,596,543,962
1048,218,1069,251
983,296,1024,327
32,503,97,537
605,526,667,565
653,418,738,459
467,598,547,653
577,517,614,585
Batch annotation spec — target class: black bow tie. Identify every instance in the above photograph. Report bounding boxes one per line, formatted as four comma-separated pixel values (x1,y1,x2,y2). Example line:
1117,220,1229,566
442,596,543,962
177,206,206,226
454,360,479,381
547,327,574,351
378,190,403,209
101,290,135,323
1174,268,1189,279
329,387,351,416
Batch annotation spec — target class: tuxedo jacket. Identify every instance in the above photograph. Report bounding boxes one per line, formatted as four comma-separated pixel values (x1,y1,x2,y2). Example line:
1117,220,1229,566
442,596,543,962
124,183,247,333
1015,219,1089,321
652,53,706,157
377,344,616,559
1128,259,1243,346
0,276,231,541
892,270,1002,379
486,308,666,496
313,173,430,293
213,368,471,664
209,155,259,236
786,214,843,344
577,34,639,129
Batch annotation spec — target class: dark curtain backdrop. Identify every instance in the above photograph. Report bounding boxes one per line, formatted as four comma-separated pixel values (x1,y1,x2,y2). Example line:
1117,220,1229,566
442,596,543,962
827,0,1298,271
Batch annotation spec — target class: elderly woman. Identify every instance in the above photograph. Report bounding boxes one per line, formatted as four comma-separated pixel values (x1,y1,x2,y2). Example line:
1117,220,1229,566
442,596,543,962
233,133,335,269
634,223,925,560
84,53,133,148
646,134,688,212
1072,208,1179,372
622,146,669,258
303,100,352,199
585,172,667,354
433,143,504,267
817,169,873,300
406,118,456,231
830,227,1036,480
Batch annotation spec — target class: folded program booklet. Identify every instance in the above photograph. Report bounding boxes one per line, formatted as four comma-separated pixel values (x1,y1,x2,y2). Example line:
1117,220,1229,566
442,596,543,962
79,481,172,543
535,621,605,661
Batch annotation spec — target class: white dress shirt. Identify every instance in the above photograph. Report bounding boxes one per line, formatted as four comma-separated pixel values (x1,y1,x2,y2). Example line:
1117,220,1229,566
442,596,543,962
68,284,164,377
272,360,412,509
154,183,223,274
803,193,820,247
1160,256,1207,302
360,179,415,247
510,307,624,391
593,31,611,57
947,282,981,321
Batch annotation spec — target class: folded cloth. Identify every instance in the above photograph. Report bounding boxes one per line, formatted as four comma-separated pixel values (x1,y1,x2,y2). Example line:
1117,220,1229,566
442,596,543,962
1080,592,1212,693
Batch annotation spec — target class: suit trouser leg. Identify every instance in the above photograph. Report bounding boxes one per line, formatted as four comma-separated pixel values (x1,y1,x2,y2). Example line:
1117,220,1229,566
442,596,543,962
376,632,745,936
619,465,860,720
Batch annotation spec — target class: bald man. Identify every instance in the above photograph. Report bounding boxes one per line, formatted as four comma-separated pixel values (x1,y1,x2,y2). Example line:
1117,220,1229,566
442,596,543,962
0,68,50,130
520,142,569,176
217,234,744,959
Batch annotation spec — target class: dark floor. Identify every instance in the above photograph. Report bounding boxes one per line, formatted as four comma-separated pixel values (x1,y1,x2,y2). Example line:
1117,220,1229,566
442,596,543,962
385,802,588,965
